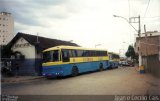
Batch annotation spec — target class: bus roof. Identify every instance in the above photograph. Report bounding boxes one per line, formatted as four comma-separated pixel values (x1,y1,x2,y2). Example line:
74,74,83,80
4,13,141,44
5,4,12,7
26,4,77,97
43,45,108,52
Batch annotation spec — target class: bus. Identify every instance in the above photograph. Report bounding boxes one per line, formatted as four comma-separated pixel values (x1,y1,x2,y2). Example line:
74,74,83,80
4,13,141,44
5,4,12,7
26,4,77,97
108,52,120,69
42,45,109,77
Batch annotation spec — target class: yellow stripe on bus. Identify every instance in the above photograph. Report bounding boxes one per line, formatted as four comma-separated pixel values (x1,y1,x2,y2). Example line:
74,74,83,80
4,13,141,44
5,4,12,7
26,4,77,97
42,56,109,66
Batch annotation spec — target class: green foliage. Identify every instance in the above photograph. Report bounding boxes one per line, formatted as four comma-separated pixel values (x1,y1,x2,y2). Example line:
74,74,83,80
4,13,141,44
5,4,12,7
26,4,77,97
1,45,13,58
125,45,136,59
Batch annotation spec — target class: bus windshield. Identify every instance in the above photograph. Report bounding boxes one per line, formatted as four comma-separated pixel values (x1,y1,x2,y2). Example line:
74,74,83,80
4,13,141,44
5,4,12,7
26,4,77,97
43,50,59,62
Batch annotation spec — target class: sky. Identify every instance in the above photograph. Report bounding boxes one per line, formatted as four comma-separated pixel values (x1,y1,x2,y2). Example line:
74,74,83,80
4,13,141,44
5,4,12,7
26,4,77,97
0,0,160,56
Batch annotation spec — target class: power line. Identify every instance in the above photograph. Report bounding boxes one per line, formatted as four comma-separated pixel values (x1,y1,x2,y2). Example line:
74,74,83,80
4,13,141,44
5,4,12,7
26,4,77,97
142,16,160,19
144,0,151,17
128,0,130,18
128,0,132,43
141,17,160,22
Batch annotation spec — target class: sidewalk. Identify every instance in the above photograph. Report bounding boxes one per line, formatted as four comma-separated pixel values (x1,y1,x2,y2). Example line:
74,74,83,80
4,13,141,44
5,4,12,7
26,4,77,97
133,65,160,95
1,76,44,84
146,78,160,95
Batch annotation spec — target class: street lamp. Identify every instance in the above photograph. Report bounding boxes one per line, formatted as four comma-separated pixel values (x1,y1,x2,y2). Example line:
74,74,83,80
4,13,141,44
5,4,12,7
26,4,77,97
95,44,101,48
113,15,128,22
113,15,139,34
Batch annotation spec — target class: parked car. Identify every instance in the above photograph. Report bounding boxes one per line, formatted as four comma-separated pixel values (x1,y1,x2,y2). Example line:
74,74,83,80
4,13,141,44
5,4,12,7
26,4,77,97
119,61,130,67
127,61,135,67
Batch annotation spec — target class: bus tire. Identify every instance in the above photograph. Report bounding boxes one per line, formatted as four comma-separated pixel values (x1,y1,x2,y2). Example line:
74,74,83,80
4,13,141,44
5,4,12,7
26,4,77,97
99,63,104,71
72,66,79,77
110,65,113,69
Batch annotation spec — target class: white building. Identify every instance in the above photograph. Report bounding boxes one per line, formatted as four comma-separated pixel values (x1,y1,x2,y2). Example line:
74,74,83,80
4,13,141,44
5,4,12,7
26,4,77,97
0,12,14,45
6,32,78,75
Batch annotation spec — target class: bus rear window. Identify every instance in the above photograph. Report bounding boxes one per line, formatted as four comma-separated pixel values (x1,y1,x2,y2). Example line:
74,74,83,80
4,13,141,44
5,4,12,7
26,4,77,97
43,50,59,62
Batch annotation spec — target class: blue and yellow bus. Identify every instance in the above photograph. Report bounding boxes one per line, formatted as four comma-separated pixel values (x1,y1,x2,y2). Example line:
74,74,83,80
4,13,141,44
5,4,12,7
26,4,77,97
42,45,109,77
108,52,120,69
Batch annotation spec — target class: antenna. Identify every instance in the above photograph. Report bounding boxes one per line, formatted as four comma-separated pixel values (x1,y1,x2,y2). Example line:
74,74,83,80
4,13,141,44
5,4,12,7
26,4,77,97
36,32,40,44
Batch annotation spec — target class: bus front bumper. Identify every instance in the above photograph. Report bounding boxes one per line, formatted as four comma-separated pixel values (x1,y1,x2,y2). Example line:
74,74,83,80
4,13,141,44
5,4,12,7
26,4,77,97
43,71,63,77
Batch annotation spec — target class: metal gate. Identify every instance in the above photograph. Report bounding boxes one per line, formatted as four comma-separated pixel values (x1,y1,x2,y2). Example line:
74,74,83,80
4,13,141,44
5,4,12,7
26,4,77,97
142,54,160,78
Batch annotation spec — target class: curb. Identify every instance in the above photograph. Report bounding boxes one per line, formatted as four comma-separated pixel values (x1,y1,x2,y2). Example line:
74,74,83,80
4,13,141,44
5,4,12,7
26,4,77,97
1,76,44,84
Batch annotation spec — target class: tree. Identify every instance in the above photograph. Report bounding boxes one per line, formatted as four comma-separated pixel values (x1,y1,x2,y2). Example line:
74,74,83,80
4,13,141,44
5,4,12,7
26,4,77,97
125,45,136,59
1,45,13,58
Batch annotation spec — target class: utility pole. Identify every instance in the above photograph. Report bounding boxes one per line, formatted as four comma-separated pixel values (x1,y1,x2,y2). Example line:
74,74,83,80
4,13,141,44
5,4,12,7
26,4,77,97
114,15,142,66
129,15,142,66
129,15,141,37
138,16,141,37
35,33,40,76
129,15,142,67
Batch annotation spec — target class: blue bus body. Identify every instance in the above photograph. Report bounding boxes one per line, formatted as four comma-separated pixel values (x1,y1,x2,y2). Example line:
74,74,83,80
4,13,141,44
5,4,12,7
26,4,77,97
108,52,120,69
43,60,109,77
108,61,119,68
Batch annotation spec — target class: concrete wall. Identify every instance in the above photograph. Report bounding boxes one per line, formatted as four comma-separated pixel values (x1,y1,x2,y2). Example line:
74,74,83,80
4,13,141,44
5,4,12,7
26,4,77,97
11,59,36,76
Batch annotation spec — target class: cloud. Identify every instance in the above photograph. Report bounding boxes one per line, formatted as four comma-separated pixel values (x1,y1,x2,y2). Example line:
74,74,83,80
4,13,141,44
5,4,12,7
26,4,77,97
0,0,160,54
0,0,72,27
30,0,66,6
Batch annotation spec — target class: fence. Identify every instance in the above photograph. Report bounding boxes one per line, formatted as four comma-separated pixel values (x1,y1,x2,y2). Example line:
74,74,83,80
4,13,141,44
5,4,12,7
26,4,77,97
1,58,42,76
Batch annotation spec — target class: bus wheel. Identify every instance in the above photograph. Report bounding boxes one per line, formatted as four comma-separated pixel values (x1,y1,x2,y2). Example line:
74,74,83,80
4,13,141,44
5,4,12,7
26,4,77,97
99,63,104,71
109,65,113,69
72,66,79,77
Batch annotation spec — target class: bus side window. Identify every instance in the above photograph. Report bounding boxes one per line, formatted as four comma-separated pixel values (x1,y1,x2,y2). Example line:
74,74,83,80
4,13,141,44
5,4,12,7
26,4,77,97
52,50,59,61
62,50,70,62
106,51,108,56
69,50,73,57
71,50,77,57
77,50,83,57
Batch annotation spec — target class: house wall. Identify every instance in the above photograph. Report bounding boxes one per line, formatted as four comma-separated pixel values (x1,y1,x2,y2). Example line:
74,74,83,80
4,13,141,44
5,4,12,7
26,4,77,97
11,37,36,59
135,35,160,78
135,36,159,56
11,37,39,75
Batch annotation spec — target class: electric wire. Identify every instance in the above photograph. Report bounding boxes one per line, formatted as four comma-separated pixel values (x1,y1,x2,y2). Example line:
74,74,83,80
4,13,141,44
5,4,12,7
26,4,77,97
144,0,151,17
